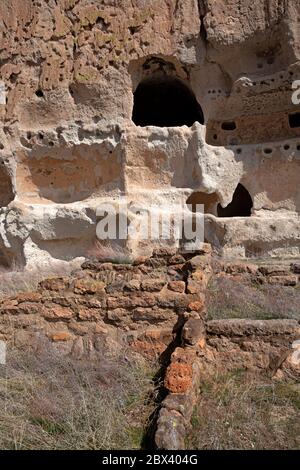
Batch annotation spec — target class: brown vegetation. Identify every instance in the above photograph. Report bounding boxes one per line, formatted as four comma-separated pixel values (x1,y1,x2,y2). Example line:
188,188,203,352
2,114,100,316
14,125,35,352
0,342,158,450
187,369,300,450
207,275,300,320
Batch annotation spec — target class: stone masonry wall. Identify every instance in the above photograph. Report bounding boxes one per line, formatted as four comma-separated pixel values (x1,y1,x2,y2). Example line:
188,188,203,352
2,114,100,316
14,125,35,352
0,244,299,449
0,246,212,360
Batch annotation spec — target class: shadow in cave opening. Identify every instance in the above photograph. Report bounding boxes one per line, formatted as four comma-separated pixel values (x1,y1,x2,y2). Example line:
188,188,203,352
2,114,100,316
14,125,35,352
185,184,253,219
132,76,204,127
217,183,253,218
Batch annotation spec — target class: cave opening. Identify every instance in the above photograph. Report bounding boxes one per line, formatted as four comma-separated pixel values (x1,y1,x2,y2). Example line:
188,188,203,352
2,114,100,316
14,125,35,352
217,183,253,217
132,76,204,127
289,112,300,128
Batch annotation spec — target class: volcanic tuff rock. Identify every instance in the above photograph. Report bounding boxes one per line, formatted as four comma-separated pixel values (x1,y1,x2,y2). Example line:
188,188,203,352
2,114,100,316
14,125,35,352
0,0,300,266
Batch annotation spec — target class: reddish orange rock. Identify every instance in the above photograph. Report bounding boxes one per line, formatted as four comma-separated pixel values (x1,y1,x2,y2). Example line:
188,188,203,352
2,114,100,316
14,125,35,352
13,292,42,303
39,277,69,292
0,305,22,315
186,279,202,294
77,307,100,320
164,362,193,393
133,256,148,265
198,337,206,349
130,328,173,359
187,297,205,312
130,339,167,359
141,279,166,292
14,302,42,315
171,346,197,364
42,306,74,320
74,278,106,294
144,328,174,343
94,324,109,335
191,271,205,282
167,281,186,293
51,331,73,342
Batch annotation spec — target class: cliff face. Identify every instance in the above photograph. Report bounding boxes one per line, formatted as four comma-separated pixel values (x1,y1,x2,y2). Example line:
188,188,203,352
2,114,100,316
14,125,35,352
0,0,300,267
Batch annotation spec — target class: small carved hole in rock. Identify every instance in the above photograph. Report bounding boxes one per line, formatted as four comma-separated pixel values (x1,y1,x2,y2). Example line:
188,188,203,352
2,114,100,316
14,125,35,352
128,26,141,35
284,144,290,150
132,76,204,127
297,145,300,151
35,89,44,98
264,148,273,155
213,134,218,140
221,121,236,131
96,17,110,31
217,184,253,218
289,112,300,128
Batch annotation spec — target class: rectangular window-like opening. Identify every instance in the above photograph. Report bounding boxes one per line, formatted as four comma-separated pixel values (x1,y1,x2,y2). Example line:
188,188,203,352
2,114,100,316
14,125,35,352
289,112,300,128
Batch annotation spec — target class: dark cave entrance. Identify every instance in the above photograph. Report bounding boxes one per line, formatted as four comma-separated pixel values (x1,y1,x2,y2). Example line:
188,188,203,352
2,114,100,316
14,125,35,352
289,112,300,128
132,76,204,127
217,184,253,217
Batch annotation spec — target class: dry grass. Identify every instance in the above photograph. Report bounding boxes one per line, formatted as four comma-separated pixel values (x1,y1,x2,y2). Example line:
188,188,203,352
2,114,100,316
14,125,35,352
0,260,82,298
0,343,158,450
187,369,300,450
207,275,300,320
87,241,133,264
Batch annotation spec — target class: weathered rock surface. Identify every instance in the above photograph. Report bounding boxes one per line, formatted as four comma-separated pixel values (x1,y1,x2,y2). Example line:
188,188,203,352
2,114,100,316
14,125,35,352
0,1,299,266
206,319,300,338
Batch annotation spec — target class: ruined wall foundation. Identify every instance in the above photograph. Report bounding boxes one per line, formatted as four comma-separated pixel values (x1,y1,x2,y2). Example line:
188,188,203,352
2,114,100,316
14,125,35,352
0,244,299,449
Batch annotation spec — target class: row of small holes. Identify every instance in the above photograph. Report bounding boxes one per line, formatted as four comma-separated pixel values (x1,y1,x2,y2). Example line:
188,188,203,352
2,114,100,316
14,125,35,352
253,71,294,86
212,142,300,155
26,131,54,147
264,144,300,155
